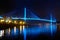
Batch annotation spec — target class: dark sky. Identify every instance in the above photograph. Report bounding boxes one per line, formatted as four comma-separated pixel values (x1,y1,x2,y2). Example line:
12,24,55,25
0,0,60,21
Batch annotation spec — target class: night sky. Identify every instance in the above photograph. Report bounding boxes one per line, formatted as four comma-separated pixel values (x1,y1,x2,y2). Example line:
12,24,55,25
0,0,60,21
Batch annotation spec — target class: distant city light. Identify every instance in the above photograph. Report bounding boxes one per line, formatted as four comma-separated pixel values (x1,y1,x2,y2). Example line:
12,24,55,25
19,21,26,25
14,21,17,24
19,21,23,24
8,20,11,23
23,22,26,24
0,19,4,22
6,20,8,22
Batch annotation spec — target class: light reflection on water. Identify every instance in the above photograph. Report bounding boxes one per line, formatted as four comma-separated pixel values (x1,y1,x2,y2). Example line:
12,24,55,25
0,24,57,37
0,30,4,37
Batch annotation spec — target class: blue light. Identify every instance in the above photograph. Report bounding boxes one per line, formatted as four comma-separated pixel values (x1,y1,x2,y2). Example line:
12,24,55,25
11,28,19,36
11,8,57,38
0,16,3,18
23,29,26,40
24,8,26,21
50,14,53,35
12,17,56,22
11,8,56,22
25,18,56,22
12,17,20,19
25,24,57,36
50,14,57,36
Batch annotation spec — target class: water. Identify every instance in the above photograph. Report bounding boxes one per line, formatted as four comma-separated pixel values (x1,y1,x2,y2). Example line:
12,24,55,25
0,24,57,40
